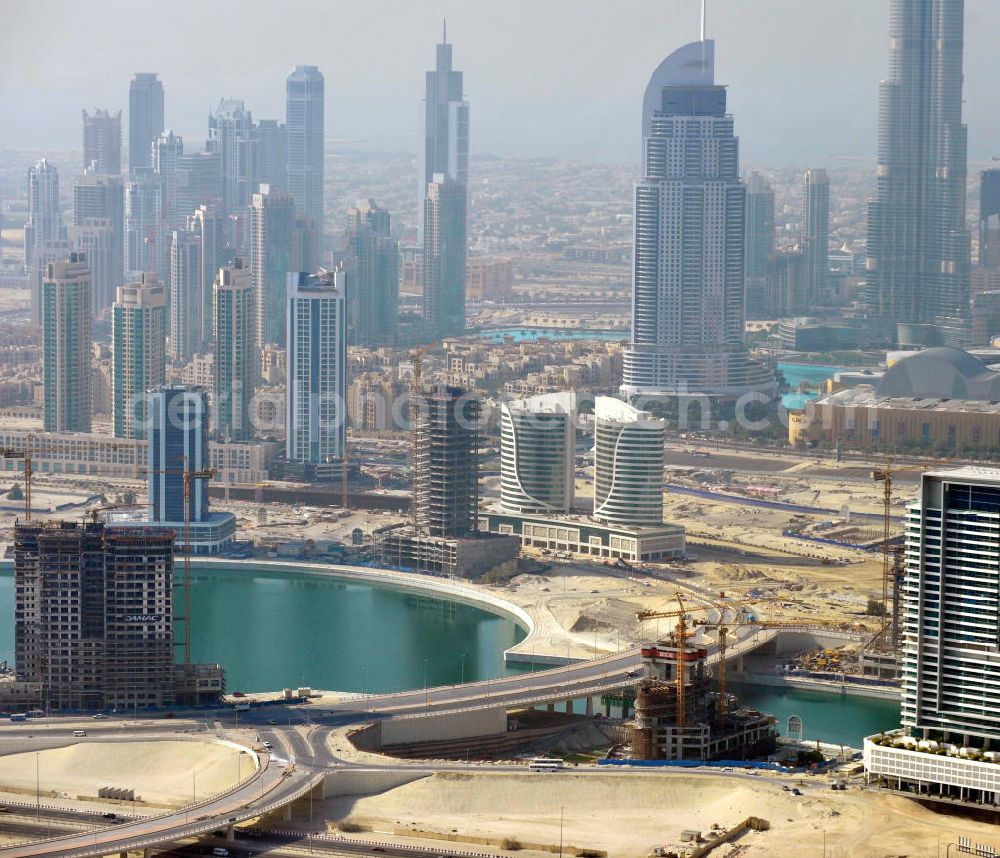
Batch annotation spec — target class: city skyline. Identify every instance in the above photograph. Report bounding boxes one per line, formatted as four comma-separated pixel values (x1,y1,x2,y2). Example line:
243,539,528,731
2,2,1000,166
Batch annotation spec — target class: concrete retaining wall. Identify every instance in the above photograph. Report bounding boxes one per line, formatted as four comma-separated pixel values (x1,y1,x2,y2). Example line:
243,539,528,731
381,707,507,745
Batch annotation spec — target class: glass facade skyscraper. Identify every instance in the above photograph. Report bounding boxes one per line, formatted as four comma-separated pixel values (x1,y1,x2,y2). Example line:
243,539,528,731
128,73,164,172
285,65,324,227
865,0,969,342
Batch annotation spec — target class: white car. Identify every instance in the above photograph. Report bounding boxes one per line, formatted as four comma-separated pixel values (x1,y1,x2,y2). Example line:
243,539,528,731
92,713,106,720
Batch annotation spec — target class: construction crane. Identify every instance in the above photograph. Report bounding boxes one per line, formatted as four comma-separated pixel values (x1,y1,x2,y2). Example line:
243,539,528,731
636,593,728,729
147,463,216,665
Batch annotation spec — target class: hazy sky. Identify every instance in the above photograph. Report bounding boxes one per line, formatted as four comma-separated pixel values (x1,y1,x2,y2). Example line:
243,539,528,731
3,0,1000,167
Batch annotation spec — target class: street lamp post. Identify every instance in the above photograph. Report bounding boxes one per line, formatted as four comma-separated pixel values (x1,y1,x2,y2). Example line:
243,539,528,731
35,752,39,821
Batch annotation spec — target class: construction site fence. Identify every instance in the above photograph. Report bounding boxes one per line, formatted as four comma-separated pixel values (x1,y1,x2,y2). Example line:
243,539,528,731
598,758,794,773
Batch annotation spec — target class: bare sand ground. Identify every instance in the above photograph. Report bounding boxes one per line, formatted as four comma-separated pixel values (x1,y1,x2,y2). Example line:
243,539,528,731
331,770,999,858
0,741,254,807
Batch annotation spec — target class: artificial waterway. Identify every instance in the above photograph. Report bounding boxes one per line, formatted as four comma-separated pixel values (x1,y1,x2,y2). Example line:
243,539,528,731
0,564,900,745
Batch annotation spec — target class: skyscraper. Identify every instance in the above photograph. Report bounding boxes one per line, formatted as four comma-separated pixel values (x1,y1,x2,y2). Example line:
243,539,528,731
864,467,1000,806
128,73,164,172
188,204,227,344
744,172,776,319
802,168,830,306
979,168,1000,269
207,98,256,221
345,198,399,347
213,258,255,441
422,174,466,339
151,130,184,243
865,0,969,341
499,392,576,515
173,151,223,221
252,184,316,347
112,274,167,439
286,267,346,464
169,229,202,361
124,167,160,277
620,36,772,401
82,108,122,174
255,119,286,191
24,159,62,277
593,397,666,527
419,23,469,243
42,253,92,433
148,385,209,524
285,65,324,226
412,385,480,537
72,171,125,311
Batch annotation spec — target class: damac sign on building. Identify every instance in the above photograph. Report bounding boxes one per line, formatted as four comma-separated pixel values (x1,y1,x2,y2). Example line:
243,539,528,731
125,615,162,623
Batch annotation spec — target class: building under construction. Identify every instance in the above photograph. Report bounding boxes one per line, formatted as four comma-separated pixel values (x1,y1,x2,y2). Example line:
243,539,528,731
375,385,518,577
14,520,223,711
631,641,776,761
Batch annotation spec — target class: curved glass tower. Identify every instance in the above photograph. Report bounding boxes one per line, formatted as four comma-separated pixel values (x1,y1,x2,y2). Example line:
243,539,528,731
499,392,576,515
621,39,773,400
593,397,665,527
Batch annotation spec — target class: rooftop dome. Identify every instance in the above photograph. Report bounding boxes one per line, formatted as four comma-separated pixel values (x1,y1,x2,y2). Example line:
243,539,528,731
877,347,1000,400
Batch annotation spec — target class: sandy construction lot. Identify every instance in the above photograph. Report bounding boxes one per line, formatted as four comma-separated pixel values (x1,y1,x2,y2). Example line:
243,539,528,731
0,741,254,807
332,770,999,858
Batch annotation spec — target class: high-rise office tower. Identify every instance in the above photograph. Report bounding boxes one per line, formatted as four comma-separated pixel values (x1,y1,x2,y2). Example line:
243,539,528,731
151,130,184,247
744,172,776,319
207,99,256,220
28,239,72,328
252,184,316,347
285,65,324,226
169,229,202,361
13,521,178,711
72,171,125,311
42,253,92,433
255,119,286,191
112,274,167,439
864,467,1000,805
82,108,122,174
188,204,227,344
499,391,576,515
621,35,772,401
213,258,255,441
412,384,480,537
419,24,469,243
128,73,164,172
124,167,160,277
802,168,830,306
345,198,399,346
24,159,62,276
979,169,1000,269
286,267,346,464
593,397,666,527
865,0,969,340
147,385,210,523
173,151,223,221
422,174,466,339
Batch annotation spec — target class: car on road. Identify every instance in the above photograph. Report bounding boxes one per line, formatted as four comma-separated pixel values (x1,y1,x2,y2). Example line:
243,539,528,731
267,719,277,725
722,767,734,772
262,741,273,750
92,713,106,720
102,813,117,819
791,788,802,796
781,785,790,791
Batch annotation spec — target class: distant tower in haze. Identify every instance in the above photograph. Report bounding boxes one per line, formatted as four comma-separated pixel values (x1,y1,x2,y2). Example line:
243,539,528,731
112,274,167,440
422,174,467,339
25,159,63,325
128,73,164,172
82,109,122,174
802,168,830,306
419,21,469,243
979,168,1000,269
252,184,317,348
744,172,776,319
207,98,256,220
169,229,201,362
73,171,125,312
124,167,160,277
865,0,969,343
345,198,399,347
285,65,324,227
213,258,255,442
255,119,286,191
43,253,92,433
621,30,773,401
286,267,346,465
